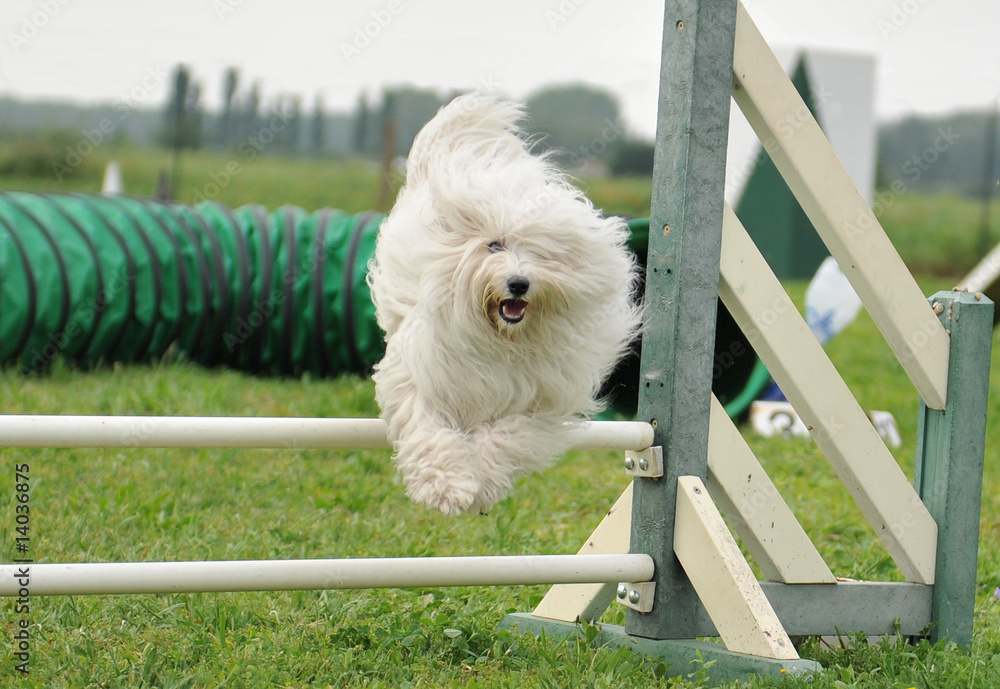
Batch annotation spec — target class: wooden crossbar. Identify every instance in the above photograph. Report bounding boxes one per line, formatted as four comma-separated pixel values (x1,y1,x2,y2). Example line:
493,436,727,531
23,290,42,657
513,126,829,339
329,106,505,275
0,416,654,452
0,555,655,596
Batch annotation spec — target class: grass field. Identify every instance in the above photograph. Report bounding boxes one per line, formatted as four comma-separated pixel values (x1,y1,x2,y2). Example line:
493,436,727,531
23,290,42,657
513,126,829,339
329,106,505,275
1,147,1000,687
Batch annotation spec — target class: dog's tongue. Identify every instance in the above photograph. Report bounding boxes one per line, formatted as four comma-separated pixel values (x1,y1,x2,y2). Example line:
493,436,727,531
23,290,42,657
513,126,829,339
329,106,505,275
501,299,528,322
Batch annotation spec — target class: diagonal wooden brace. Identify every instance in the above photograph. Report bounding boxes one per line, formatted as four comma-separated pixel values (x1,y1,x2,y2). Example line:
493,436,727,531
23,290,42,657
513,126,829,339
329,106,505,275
674,475,798,660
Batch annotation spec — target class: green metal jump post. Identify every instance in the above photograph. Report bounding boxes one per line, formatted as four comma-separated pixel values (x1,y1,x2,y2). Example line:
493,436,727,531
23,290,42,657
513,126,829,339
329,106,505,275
626,0,735,642
612,0,813,678
916,291,993,647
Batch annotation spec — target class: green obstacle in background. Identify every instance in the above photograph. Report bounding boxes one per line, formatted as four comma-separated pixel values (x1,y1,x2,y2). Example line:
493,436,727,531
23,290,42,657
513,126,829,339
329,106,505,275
0,191,383,378
0,193,768,417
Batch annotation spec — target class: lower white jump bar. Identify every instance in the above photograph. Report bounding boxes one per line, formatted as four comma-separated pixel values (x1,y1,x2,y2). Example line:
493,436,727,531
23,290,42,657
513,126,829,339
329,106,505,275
0,554,654,596
0,416,653,451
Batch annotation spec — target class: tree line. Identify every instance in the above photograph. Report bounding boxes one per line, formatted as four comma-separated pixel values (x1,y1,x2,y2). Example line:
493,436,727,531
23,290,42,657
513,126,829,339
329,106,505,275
877,107,1000,197
6,61,996,193
160,64,654,175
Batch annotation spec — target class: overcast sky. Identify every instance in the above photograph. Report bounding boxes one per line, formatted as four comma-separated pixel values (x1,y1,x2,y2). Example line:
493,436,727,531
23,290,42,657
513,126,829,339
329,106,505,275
2,0,998,138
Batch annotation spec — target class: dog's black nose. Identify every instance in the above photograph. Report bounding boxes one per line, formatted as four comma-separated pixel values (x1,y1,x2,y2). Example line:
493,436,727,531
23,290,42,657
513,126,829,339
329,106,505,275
506,276,530,297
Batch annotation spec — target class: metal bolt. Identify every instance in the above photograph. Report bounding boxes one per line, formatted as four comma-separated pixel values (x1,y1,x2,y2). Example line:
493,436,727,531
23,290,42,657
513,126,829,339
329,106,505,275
628,589,641,605
617,583,628,599
624,457,635,471
638,457,649,472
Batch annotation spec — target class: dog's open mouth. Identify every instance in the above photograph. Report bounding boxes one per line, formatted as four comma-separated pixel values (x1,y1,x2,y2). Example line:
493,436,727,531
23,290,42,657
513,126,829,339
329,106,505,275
499,299,528,324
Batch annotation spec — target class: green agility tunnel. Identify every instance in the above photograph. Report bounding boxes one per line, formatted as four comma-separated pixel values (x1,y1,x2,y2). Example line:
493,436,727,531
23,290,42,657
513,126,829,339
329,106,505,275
0,194,767,417
0,191,383,377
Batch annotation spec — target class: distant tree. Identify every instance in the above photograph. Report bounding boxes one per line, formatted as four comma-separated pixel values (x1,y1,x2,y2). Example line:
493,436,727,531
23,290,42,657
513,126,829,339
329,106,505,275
240,82,261,140
218,67,240,147
160,64,203,150
279,95,302,152
524,84,623,165
187,82,204,148
609,138,655,177
353,92,370,155
378,86,443,156
376,90,398,210
311,94,326,155
877,110,999,196
161,64,203,198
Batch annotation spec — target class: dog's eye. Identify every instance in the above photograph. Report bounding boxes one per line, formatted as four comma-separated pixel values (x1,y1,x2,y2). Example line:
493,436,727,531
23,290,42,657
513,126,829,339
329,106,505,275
487,241,504,253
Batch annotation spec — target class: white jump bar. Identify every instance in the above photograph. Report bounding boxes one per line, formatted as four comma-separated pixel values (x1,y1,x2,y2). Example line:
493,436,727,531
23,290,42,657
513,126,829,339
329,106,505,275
0,554,655,596
0,416,654,451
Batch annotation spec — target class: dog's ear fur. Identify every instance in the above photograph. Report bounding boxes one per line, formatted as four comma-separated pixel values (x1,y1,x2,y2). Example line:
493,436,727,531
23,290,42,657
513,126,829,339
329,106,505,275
406,93,526,186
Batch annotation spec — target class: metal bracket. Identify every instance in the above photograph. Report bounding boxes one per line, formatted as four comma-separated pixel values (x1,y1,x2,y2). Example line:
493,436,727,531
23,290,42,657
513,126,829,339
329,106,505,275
615,581,656,613
624,446,663,478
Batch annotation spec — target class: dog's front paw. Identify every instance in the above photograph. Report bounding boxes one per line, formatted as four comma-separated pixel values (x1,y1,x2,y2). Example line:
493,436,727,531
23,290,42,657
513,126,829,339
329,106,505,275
406,465,481,516
469,472,513,515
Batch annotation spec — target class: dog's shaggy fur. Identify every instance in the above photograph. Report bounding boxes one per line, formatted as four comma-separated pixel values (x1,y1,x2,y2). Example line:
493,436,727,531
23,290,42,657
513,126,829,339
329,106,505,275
367,94,642,515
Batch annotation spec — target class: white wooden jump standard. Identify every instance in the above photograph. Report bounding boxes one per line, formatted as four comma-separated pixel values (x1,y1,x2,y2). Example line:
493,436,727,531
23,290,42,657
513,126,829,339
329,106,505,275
0,555,654,596
509,0,990,683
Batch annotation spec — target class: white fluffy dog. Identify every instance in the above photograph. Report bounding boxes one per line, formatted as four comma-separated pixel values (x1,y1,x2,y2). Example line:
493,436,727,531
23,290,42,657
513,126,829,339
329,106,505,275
367,94,641,515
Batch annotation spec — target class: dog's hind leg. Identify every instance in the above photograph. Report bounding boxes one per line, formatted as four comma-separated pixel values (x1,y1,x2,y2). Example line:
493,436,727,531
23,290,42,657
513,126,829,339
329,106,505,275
468,415,577,514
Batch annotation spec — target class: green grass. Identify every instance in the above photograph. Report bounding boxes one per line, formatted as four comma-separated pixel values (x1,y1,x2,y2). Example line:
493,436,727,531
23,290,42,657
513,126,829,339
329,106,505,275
1,282,1000,688
877,192,1000,278
0,142,393,214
